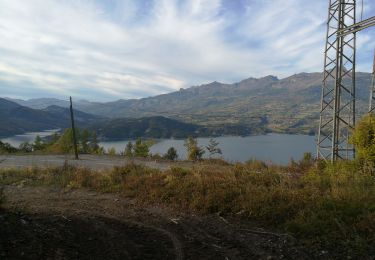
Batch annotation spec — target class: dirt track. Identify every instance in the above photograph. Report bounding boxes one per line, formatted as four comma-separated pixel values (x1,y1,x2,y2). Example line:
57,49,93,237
1,186,312,260
0,154,186,171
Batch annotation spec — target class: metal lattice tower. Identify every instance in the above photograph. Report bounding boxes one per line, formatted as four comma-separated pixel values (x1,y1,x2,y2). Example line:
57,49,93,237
317,0,357,161
369,49,375,112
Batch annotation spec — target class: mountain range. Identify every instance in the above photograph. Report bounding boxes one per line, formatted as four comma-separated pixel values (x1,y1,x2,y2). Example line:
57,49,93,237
0,98,99,137
2,72,373,138
0,98,211,139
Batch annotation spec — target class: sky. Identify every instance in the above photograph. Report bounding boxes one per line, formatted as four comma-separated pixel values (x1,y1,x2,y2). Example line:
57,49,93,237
0,0,374,101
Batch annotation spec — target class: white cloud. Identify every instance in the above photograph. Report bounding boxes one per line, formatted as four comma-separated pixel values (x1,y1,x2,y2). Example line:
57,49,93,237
0,0,373,101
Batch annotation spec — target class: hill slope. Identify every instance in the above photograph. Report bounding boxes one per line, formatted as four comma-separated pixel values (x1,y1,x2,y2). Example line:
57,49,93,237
6,72,372,135
82,72,371,134
0,99,100,137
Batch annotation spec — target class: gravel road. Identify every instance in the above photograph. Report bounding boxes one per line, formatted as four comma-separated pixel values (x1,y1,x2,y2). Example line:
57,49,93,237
0,154,181,171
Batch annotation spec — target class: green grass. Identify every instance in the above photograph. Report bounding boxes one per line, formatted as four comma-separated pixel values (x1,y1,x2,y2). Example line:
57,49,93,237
0,160,374,257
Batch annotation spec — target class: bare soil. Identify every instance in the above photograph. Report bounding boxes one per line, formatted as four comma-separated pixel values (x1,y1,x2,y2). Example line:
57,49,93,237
1,186,314,259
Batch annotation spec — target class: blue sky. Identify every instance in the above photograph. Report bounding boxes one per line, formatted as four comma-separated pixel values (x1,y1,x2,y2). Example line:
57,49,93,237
0,0,374,101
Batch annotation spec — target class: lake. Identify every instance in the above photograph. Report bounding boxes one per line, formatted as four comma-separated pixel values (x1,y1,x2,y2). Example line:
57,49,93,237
1,132,316,165
101,134,316,164
0,130,59,148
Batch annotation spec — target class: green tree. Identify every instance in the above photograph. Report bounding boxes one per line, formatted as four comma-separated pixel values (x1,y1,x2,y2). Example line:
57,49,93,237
134,138,149,157
350,113,375,164
0,141,18,154
206,138,222,158
56,129,74,153
164,147,178,160
80,129,90,153
90,131,100,154
184,137,205,161
33,135,45,151
49,132,60,145
124,141,133,157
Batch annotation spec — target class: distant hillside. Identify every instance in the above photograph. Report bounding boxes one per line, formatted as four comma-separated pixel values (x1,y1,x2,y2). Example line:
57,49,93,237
90,116,264,139
91,116,200,139
0,98,257,139
42,105,101,124
6,72,372,135
0,99,100,137
78,72,370,134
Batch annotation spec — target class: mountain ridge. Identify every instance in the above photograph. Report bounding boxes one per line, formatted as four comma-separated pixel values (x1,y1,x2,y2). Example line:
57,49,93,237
3,72,373,135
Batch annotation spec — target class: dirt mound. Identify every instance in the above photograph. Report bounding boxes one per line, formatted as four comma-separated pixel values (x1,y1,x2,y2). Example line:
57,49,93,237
1,211,176,260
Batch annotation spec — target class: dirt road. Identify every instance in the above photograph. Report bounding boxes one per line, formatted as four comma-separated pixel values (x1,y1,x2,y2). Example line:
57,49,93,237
1,186,311,260
0,154,184,171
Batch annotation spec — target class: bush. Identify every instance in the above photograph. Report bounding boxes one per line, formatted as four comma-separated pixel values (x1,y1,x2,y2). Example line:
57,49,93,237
124,141,133,157
350,113,375,166
163,147,178,161
0,141,18,154
133,138,149,157
107,147,116,156
19,142,33,153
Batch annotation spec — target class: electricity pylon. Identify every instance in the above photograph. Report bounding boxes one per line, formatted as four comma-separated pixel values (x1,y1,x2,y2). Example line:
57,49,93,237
317,0,375,162
317,0,356,161
369,50,375,112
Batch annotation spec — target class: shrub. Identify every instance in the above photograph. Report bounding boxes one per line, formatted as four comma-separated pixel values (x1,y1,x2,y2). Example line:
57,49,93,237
124,141,133,157
19,142,33,153
107,147,116,156
133,138,149,157
163,147,178,160
350,113,375,167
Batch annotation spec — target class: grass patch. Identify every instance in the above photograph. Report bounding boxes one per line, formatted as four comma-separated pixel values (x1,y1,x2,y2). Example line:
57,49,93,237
0,160,374,257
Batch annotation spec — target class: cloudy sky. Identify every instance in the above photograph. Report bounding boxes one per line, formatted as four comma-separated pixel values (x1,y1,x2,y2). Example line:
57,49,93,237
0,0,374,101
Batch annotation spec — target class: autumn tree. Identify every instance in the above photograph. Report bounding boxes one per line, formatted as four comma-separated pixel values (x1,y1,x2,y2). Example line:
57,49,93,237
184,137,205,161
350,113,375,164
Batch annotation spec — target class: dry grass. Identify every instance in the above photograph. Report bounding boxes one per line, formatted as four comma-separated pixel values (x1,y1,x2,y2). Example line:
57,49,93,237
0,160,374,256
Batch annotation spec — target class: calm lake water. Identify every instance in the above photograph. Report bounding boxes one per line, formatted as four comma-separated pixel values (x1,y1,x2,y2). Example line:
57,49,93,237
1,130,59,148
101,134,316,164
2,131,316,165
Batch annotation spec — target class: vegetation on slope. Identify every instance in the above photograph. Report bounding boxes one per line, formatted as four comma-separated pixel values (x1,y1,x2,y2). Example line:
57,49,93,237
0,159,374,257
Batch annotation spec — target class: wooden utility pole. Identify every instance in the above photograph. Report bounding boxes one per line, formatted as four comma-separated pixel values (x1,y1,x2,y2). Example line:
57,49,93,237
70,96,79,160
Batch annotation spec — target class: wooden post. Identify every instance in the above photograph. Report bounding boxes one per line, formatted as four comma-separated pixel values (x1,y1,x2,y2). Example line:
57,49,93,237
70,96,79,160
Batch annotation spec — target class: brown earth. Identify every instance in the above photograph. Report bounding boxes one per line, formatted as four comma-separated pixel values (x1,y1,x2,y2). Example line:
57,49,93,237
0,186,316,260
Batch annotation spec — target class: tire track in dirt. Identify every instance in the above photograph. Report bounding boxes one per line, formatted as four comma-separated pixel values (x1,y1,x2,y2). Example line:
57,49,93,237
6,204,184,260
